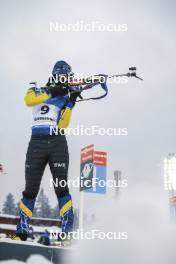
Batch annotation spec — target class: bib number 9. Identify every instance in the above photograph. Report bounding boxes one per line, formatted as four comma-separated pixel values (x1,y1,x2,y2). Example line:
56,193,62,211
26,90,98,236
40,105,50,114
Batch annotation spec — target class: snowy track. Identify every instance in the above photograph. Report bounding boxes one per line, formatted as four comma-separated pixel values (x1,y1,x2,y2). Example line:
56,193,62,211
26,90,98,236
0,238,71,263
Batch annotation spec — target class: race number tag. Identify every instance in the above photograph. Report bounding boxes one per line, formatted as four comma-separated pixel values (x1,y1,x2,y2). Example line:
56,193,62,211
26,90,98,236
32,103,60,126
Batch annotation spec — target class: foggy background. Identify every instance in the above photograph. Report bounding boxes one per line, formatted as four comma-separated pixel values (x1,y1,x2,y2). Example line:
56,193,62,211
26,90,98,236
0,0,176,263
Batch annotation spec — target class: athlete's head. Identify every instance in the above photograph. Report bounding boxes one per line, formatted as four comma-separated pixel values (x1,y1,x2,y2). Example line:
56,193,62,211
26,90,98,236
52,60,72,76
46,60,72,95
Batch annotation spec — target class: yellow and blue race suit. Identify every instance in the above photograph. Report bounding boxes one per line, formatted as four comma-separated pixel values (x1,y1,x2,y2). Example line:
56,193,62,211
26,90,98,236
24,86,74,134
15,86,76,240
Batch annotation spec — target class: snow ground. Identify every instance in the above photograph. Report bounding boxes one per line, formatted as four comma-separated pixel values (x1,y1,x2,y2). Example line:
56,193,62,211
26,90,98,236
0,255,51,264
0,224,60,233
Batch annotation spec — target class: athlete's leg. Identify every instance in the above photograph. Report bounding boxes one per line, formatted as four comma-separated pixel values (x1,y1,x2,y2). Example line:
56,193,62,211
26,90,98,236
48,135,74,233
15,137,48,240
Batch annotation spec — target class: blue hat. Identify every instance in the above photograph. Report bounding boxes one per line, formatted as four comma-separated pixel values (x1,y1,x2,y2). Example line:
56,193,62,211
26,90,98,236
52,60,72,75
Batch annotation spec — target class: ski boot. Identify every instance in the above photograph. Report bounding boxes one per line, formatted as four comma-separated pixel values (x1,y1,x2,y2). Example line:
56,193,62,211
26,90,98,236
57,194,74,246
12,196,35,241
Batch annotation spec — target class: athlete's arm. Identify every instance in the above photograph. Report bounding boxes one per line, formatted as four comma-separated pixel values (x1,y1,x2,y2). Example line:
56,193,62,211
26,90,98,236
58,102,73,129
58,87,82,128
24,88,50,107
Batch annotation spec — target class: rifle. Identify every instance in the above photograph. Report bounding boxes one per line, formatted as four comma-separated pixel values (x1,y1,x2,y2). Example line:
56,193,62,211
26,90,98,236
68,67,143,101
30,67,143,102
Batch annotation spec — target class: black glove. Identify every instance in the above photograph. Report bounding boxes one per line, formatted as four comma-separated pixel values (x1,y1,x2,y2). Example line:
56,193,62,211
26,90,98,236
49,84,69,97
46,76,69,97
70,90,83,105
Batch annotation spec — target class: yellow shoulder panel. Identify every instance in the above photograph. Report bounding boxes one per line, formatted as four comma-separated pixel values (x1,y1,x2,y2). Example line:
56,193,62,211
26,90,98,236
24,89,49,107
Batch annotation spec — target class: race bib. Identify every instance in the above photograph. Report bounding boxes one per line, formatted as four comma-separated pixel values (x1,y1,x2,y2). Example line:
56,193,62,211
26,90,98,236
32,103,60,127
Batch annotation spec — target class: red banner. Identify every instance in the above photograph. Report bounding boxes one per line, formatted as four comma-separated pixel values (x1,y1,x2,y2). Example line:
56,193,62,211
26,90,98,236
80,144,94,163
94,151,107,166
